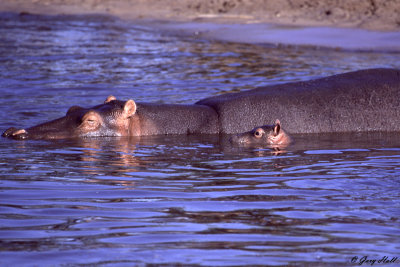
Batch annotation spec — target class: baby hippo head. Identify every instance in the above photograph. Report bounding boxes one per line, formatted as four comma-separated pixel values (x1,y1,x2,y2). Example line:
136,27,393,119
230,119,291,147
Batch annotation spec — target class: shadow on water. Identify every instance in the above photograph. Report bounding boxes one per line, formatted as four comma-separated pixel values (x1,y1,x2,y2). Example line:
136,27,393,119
0,12,400,266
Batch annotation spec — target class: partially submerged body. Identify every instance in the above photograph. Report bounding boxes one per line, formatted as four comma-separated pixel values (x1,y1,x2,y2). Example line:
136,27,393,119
2,68,400,140
2,95,219,140
197,68,400,134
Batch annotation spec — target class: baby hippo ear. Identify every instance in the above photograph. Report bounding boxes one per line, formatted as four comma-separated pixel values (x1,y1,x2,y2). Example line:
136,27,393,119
123,99,137,118
274,119,281,136
104,95,117,103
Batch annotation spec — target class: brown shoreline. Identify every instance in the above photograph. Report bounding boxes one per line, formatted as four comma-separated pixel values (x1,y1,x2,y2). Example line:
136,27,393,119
1,0,400,31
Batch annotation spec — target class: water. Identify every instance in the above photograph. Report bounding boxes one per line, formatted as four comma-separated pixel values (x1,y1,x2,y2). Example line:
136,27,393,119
0,12,400,266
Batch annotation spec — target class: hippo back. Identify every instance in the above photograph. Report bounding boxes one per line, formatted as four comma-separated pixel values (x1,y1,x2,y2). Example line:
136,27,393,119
196,68,400,134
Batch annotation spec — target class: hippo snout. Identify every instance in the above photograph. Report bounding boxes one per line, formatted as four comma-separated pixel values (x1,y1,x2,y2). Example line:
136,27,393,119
229,133,249,144
2,127,28,140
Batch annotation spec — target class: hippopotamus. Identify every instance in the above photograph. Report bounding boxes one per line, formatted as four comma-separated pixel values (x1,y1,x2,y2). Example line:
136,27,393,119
230,119,292,146
2,95,219,140
196,68,400,134
2,68,400,140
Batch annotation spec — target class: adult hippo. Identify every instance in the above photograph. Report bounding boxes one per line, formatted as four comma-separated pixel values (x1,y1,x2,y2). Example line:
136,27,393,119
2,95,219,140
2,68,400,140
197,68,400,134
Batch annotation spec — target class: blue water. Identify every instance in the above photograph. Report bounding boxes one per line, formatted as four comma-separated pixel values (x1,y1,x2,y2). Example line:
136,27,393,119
0,12,399,266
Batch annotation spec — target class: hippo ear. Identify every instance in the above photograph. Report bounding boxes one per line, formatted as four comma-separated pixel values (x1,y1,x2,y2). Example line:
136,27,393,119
274,119,281,136
66,105,83,115
123,99,137,118
104,95,117,103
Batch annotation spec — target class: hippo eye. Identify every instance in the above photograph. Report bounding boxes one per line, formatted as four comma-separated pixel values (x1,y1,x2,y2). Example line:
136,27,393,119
80,111,101,130
86,119,96,126
254,128,264,138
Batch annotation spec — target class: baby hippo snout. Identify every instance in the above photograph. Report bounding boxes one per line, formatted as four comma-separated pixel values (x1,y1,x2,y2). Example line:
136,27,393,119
2,127,28,140
230,133,252,144
230,119,291,147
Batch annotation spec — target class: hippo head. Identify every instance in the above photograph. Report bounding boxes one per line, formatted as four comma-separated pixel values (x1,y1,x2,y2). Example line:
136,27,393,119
2,96,137,140
230,119,291,147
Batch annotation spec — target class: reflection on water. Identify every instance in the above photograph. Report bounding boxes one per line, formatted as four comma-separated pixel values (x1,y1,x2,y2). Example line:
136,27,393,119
1,133,400,265
0,12,400,266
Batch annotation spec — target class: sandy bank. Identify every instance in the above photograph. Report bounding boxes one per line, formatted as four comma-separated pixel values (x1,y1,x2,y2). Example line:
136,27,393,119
146,21,400,52
1,0,400,31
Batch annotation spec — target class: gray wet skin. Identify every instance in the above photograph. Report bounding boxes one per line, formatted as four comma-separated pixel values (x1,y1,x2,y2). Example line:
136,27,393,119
230,119,292,146
2,68,400,140
1,95,219,140
197,68,400,134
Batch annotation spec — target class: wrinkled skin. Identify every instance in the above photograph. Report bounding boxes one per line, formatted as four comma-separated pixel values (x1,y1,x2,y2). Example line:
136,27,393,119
2,96,136,140
230,119,291,147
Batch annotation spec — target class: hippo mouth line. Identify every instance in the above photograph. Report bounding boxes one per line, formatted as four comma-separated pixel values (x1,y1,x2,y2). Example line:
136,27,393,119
2,126,123,140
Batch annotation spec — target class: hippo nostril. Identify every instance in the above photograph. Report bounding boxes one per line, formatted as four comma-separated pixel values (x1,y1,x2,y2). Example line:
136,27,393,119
1,128,28,139
2,127,18,138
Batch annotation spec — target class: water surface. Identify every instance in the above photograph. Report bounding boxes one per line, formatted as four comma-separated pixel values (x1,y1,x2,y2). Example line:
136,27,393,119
0,12,399,266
